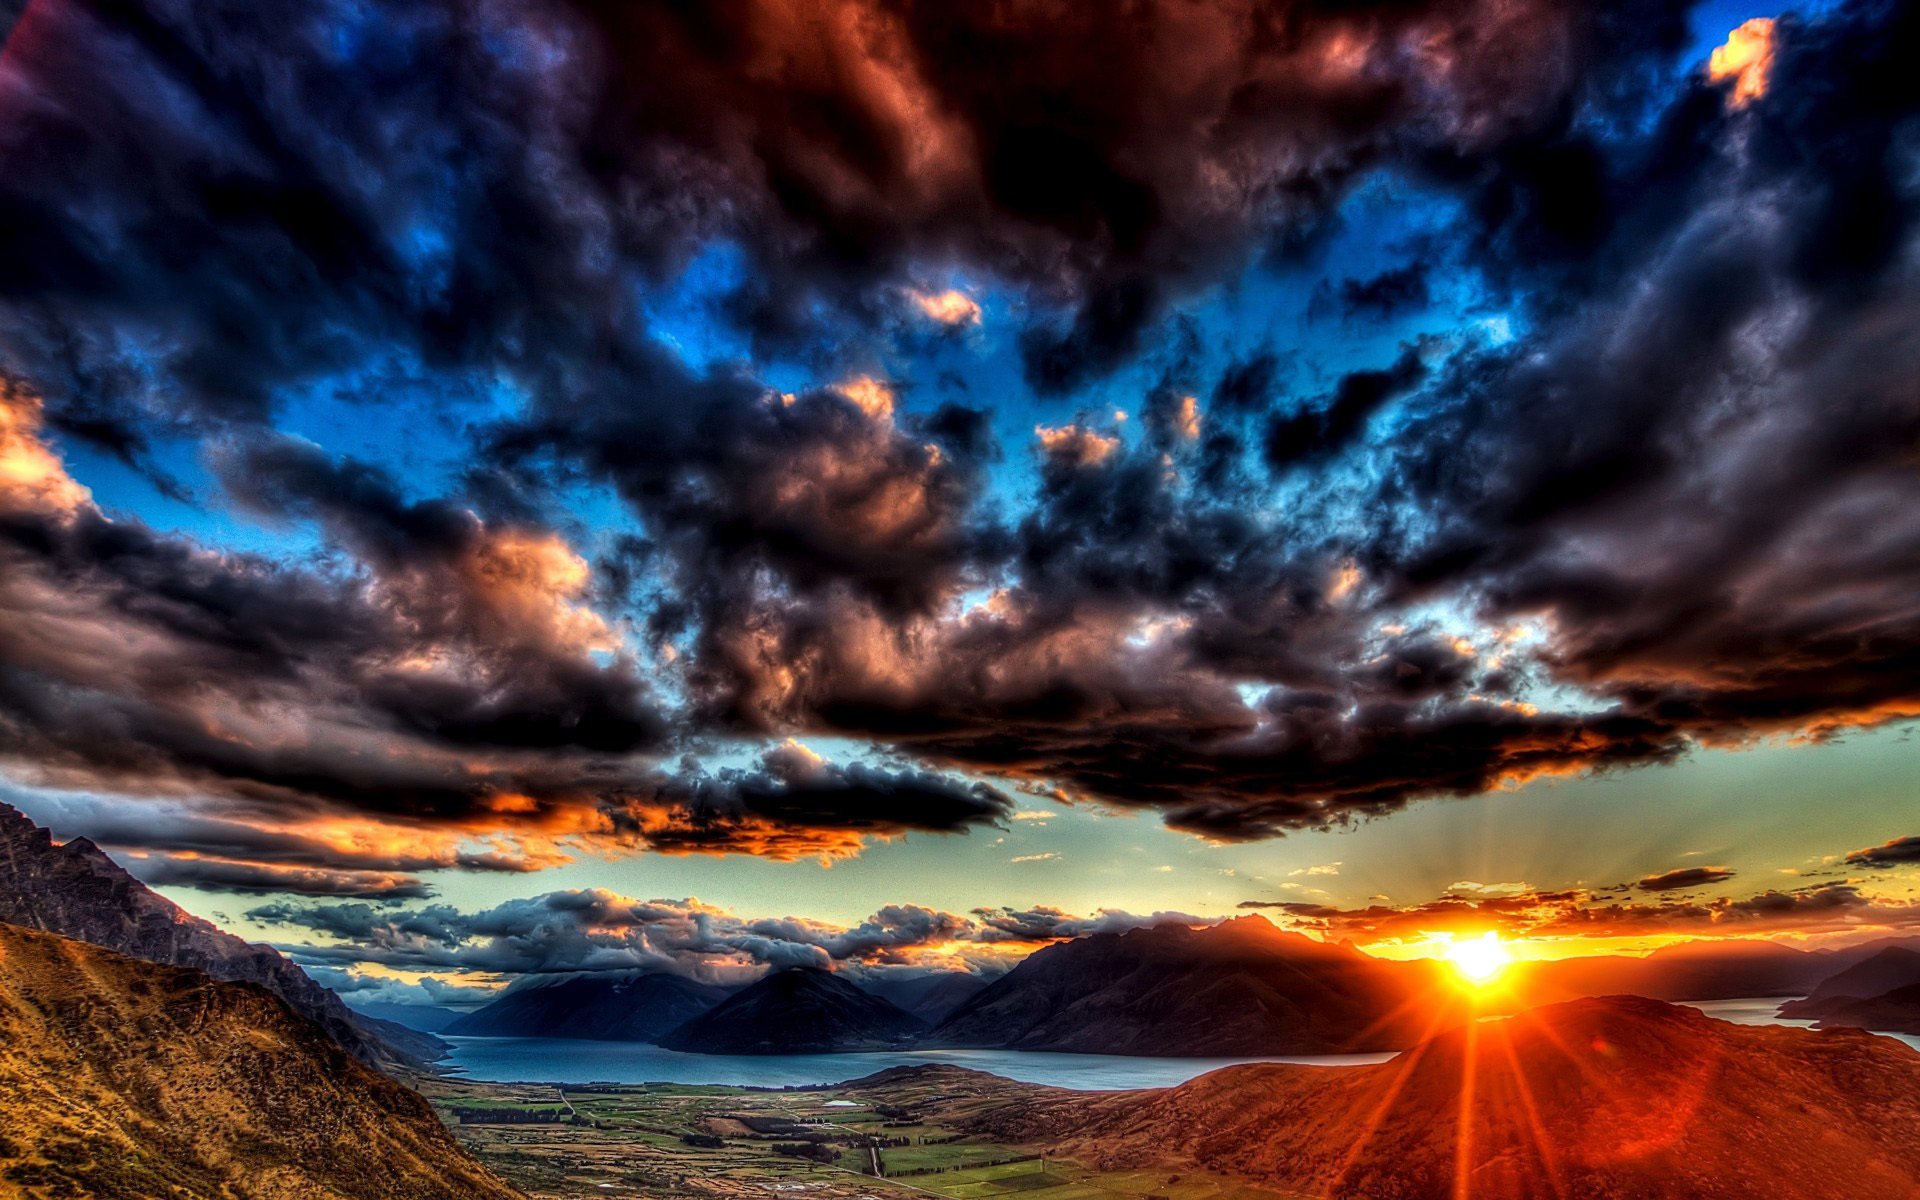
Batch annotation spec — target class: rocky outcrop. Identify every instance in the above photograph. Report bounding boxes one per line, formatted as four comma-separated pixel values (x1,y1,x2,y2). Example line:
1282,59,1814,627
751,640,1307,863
0,921,519,1200
0,801,441,1068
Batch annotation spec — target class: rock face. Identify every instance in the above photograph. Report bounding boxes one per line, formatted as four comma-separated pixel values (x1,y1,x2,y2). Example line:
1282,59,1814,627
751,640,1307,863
660,966,925,1054
924,915,1452,1055
0,922,520,1200
446,970,733,1041
0,801,440,1068
970,996,1920,1200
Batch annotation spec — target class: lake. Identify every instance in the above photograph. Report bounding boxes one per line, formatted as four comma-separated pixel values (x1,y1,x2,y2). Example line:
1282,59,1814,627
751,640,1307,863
438,1038,1397,1090
1682,996,1920,1053
439,997,1920,1091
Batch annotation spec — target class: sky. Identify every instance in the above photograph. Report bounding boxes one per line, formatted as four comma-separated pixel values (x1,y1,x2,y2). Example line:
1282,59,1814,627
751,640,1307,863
0,0,1917,1006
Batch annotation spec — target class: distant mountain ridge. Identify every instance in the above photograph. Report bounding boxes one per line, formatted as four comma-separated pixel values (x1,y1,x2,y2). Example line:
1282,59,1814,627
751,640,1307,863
0,801,441,1068
1777,946,1920,1033
1788,946,1920,1003
859,969,994,1024
1506,938,1837,1001
956,995,1920,1199
0,921,519,1200
447,970,734,1041
661,966,925,1054
924,915,1454,1055
1781,983,1920,1035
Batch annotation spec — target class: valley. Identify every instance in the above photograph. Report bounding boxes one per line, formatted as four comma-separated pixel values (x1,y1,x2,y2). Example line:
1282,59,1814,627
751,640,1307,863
418,1069,1290,1200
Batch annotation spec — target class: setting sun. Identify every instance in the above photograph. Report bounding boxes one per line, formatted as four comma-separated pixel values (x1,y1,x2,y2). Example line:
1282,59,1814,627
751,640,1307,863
1444,932,1512,985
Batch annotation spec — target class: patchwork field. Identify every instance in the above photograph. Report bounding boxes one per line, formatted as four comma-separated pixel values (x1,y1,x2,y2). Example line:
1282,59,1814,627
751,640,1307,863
415,1067,1297,1200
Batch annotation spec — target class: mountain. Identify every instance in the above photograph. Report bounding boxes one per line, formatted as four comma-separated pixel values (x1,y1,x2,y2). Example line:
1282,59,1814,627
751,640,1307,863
961,995,1920,1200
344,1000,468,1034
923,915,1453,1055
1507,938,1832,1002
0,921,519,1200
659,966,924,1054
0,801,442,1068
857,970,994,1024
446,970,733,1041
1782,947,1920,1006
1781,983,1920,1034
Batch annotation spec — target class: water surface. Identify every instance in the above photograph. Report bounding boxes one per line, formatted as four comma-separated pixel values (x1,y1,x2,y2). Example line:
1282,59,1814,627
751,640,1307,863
1682,996,1920,1053
440,1037,1395,1091
442,997,1920,1091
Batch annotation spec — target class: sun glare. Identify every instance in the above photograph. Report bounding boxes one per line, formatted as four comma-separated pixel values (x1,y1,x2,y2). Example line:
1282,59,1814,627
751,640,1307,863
1444,932,1512,985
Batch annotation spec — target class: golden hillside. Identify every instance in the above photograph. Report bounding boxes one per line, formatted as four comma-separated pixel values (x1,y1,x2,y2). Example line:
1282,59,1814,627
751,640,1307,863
0,921,519,1200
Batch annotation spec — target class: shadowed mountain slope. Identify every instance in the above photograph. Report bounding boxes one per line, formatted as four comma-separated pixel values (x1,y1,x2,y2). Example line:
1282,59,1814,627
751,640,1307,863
924,915,1454,1055
446,970,732,1041
0,802,441,1068
962,995,1920,1200
1782,982,1920,1035
858,970,993,1025
0,921,519,1200
1783,947,1920,1006
660,966,924,1054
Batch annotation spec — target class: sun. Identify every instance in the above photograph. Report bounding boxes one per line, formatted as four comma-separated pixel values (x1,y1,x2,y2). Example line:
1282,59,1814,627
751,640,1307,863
1444,932,1512,985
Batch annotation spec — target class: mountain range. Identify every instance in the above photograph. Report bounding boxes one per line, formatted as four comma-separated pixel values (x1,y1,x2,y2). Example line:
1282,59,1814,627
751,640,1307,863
948,994,1920,1199
445,969,735,1041
925,915,1457,1055
0,802,442,1068
0,920,518,1200
13,800,1920,1066
660,966,926,1054
1778,946,1920,1034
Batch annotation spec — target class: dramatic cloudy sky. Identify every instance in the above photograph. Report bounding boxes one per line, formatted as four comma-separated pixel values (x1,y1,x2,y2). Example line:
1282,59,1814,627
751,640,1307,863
1,0,1917,998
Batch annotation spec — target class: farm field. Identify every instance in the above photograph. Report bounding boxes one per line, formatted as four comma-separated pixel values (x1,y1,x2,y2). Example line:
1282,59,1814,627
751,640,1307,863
415,1067,1299,1200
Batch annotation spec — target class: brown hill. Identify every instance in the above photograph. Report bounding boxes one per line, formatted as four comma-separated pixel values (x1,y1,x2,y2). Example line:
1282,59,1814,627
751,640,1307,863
966,995,1920,1200
924,915,1460,1055
0,801,439,1068
0,921,520,1200
1784,983,1920,1035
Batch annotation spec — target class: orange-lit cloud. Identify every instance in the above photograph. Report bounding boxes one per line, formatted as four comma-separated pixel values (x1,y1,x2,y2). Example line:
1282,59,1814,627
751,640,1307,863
1708,17,1775,108
909,288,982,327
836,375,897,422
0,383,89,513
1245,874,1920,952
1035,423,1121,468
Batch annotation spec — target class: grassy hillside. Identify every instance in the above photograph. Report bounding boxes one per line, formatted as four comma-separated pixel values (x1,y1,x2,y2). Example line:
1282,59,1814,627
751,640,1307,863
0,921,519,1200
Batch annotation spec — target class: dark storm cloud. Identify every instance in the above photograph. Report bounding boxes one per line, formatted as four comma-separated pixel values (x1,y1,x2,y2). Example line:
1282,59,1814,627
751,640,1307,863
1312,262,1432,322
0,0,1694,454
611,742,1013,861
1846,836,1920,870
1242,879,1920,942
0,395,1004,864
1636,866,1736,892
1364,2,1920,762
132,856,435,900
564,0,1694,387
8,790,548,874
970,905,1218,943
248,890,1181,978
0,0,1918,858
1266,346,1428,469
